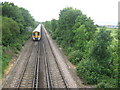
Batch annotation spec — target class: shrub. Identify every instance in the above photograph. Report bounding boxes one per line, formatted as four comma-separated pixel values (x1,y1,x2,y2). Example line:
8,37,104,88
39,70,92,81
76,59,102,84
97,82,109,88
12,43,22,51
96,77,117,88
2,54,12,74
68,50,82,65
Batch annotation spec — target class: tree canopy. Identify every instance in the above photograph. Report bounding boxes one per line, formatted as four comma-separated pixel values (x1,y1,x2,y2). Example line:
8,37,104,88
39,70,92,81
2,2,36,33
43,7,118,88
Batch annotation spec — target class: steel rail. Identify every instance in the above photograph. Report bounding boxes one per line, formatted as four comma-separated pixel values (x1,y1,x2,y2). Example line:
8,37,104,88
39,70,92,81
43,43,53,89
17,41,40,89
16,42,35,89
32,41,40,89
42,25,68,89
35,56,40,88
32,51,38,88
1,39,34,88
35,41,40,88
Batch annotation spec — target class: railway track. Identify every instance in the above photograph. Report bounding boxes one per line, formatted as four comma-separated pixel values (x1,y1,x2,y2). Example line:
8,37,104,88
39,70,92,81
42,27,68,88
16,41,40,88
21,28,68,88
2,25,71,89
43,43,52,88
15,28,68,88
2,39,34,88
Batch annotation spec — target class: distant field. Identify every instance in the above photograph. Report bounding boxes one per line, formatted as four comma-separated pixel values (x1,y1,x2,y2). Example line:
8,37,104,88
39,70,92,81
106,28,118,31
97,27,118,31
106,28,118,44
106,28,117,36
97,27,118,37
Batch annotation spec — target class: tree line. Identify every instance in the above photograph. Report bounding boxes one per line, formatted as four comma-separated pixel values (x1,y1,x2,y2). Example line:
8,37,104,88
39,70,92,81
1,2,37,46
43,7,118,88
1,2,38,76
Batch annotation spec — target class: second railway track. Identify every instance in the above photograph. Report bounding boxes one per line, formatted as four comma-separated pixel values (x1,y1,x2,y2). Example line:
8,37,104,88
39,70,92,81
42,26,68,88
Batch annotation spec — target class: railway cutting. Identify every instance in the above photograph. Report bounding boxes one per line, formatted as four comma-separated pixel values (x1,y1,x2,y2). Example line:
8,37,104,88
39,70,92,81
1,24,81,89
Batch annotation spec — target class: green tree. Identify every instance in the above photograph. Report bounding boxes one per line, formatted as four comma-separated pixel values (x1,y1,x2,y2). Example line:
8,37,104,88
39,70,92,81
50,19,58,39
43,21,52,32
91,28,112,67
2,2,36,33
70,14,97,62
73,15,97,41
2,17,20,46
20,8,36,28
51,19,58,31
73,25,87,50
2,2,24,24
58,7,82,48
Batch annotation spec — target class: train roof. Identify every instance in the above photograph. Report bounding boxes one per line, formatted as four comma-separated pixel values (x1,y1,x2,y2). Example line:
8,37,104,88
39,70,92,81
32,24,41,32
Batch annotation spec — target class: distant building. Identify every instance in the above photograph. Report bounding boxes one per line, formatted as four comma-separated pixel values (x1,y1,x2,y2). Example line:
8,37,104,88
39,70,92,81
104,25,118,28
98,25,118,29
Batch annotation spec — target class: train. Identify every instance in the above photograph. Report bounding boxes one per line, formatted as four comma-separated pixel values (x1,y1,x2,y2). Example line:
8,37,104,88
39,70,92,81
32,24,42,40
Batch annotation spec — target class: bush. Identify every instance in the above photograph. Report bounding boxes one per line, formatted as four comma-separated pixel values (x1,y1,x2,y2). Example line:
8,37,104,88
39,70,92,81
77,58,117,87
2,31,31,76
43,7,118,88
97,82,109,88
97,77,117,88
12,43,22,51
76,59,102,84
68,50,82,65
2,16,20,46
2,54,12,74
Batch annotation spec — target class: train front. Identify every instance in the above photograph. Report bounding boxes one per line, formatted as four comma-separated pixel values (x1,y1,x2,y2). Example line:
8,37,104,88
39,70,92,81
32,24,41,41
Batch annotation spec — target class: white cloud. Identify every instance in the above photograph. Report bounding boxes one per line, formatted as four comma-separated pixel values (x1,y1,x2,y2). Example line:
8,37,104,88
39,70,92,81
1,0,119,25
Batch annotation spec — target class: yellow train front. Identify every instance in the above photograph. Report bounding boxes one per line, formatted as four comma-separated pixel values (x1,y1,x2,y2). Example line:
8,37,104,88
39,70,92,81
32,24,41,40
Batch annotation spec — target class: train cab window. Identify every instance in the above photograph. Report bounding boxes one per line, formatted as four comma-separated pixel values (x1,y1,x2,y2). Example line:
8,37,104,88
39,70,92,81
38,32,40,35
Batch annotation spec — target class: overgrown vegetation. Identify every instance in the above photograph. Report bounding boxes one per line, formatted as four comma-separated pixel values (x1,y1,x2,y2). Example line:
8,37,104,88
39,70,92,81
43,7,118,88
0,16,2,79
1,2,38,77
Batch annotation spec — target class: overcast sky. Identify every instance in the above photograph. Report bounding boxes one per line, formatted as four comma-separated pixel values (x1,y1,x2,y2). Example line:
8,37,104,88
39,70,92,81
1,0,119,25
